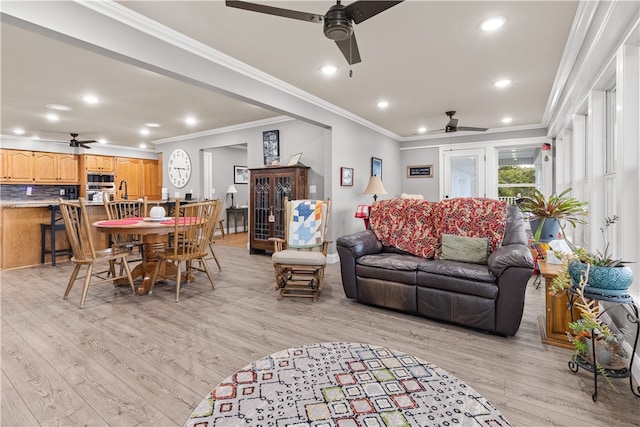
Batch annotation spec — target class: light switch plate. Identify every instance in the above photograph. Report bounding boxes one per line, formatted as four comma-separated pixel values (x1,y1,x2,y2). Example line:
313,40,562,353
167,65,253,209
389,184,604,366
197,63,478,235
59,188,65,195
26,186,33,196
309,185,316,194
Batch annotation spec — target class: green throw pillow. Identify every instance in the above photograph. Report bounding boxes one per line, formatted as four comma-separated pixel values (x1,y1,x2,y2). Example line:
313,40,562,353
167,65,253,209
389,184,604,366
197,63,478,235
439,234,490,264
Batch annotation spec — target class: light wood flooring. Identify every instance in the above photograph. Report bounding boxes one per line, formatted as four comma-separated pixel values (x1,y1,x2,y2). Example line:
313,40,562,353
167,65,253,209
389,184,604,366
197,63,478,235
2,246,639,426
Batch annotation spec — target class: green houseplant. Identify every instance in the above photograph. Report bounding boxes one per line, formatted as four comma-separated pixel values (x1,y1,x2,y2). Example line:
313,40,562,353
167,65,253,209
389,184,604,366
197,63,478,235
517,188,588,242
549,216,632,391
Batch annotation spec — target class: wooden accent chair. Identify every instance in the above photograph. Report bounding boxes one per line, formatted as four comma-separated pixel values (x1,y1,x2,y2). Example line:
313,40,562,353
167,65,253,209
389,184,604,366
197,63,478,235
149,200,217,302
58,198,136,308
271,198,331,301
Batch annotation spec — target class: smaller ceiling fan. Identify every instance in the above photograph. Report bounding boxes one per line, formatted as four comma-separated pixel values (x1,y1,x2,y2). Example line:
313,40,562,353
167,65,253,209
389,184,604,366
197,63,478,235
225,1,403,65
66,133,97,149
437,111,489,133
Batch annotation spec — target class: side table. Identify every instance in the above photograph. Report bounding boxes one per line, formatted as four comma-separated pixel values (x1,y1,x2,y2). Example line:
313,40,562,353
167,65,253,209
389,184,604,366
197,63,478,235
226,206,247,234
538,260,582,349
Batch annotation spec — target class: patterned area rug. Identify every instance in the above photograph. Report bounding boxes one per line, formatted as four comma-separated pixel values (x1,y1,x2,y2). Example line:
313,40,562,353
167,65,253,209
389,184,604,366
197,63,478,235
186,342,511,427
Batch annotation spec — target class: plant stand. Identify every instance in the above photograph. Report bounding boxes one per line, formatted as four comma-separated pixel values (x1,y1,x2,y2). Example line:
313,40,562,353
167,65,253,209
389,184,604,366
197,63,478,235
567,289,640,402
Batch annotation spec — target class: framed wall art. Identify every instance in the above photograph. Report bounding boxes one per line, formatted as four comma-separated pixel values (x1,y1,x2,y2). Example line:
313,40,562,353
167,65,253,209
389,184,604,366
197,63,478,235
371,157,382,178
234,165,249,184
340,167,354,186
263,130,280,165
407,165,433,178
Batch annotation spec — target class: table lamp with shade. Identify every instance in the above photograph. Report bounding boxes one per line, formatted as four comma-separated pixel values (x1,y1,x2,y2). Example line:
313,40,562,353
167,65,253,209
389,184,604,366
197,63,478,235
227,184,238,208
363,176,387,202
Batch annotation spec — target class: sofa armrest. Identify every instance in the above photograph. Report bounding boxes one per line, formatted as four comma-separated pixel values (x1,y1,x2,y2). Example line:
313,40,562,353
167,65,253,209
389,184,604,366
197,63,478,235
336,230,383,299
488,244,533,277
336,230,383,258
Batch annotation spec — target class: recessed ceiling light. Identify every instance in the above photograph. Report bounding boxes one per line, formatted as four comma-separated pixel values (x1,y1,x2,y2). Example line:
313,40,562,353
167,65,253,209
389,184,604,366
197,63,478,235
321,65,337,75
98,138,108,144
82,94,100,104
480,16,507,32
377,100,389,109
13,128,25,135
145,122,160,128
139,143,147,149
46,103,73,111
31,135,40,140
494,79,512,88
185,116,197,125
502,117,513,124
46,113,59,122
140,128,150,136
418,127,427,133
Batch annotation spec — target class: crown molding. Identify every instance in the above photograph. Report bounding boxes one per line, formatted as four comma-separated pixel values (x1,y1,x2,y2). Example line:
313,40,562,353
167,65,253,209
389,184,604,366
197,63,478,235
152,116,294,145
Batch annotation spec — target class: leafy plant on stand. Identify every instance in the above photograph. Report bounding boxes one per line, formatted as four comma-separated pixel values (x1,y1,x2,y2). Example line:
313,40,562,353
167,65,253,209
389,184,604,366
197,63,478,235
550,216,630,392
517,188,588,242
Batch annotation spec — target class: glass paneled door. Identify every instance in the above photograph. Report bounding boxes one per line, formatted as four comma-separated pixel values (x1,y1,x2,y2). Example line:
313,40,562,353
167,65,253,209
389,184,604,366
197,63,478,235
442,148,486,199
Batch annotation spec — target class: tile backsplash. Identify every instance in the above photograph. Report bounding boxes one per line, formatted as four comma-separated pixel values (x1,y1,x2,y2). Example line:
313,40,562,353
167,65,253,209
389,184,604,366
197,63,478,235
0,184,79,201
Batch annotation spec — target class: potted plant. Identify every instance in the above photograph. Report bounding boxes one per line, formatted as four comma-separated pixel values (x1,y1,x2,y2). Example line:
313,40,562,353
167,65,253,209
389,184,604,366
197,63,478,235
549,216,633,391
551,216,633,296
559,263,630,391
517,188,588,242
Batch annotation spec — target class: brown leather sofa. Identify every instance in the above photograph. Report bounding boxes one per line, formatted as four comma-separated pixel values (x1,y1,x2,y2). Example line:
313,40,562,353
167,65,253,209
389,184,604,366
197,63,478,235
336,204,534,336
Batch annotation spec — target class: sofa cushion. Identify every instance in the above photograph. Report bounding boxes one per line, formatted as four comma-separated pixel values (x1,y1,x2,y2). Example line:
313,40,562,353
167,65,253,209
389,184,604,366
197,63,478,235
438,234,489,264
417,260,495,283
369,199,439,258
356,253,424,285
435,198,507,253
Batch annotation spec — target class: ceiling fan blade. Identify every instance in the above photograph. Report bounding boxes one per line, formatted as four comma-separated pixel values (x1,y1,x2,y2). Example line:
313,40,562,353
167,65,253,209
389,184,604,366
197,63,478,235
78,139,97,144
345,1,403,25
335,33,361,65
225,1,322,23
457,126,489,132
78,143,92,149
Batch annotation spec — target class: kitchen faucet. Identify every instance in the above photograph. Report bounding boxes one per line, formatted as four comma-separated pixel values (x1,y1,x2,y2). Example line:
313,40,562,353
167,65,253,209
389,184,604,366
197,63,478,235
118,180,128,200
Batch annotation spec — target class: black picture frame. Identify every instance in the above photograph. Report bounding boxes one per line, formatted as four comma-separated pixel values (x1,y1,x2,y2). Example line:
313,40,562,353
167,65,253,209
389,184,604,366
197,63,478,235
263,130,280,165
234,165,249,184
407,165,433,178
371,157,382,178
340,167,354,186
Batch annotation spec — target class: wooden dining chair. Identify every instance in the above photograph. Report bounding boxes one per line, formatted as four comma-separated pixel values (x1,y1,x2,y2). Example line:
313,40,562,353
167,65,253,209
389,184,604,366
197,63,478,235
103,196,147,256
189,199,223,273
58,198,136,308
149,200,217,302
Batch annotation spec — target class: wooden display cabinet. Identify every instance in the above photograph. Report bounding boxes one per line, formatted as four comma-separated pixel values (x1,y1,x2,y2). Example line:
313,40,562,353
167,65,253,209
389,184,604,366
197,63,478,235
249,165,309,253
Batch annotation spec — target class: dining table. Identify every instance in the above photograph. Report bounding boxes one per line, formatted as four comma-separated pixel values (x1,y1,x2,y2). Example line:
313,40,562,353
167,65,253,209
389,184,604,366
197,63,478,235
92,216,193,295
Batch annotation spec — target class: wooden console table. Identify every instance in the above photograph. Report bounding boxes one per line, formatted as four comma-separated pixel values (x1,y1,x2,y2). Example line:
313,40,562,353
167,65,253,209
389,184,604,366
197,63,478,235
538,260,582,349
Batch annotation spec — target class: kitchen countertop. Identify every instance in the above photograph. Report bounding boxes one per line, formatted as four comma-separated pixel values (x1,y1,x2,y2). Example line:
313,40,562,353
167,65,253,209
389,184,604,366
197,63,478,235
0,199,107,208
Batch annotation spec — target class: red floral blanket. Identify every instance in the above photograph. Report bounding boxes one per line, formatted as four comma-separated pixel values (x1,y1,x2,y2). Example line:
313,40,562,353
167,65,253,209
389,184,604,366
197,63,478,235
369,198,507,259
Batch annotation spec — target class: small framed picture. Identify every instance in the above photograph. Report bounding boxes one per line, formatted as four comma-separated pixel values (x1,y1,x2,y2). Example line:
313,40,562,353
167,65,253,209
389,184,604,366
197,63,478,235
340,167,354,186
234,165,249,184
263,130,280,165
407,165,434,178
371,157,382,178
287,152,302,166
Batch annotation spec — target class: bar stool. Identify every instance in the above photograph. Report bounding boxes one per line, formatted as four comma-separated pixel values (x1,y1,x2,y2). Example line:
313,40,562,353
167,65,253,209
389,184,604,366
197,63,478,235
40,204,73,267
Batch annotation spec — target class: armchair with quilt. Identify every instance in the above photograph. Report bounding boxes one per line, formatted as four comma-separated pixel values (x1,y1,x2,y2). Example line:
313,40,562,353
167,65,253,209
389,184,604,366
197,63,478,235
271,198,331,301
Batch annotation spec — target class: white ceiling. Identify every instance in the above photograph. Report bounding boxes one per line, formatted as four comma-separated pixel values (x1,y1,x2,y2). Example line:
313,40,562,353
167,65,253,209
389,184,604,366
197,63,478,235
1,1,579,150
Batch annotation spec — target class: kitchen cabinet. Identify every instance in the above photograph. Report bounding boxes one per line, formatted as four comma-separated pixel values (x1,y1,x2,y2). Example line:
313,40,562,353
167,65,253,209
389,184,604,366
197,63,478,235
115,158,143,200
0,149,34,183
33,152,78,184
249,165,309,253
1,149,78,184
142,159,161,200
84,155,114,172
